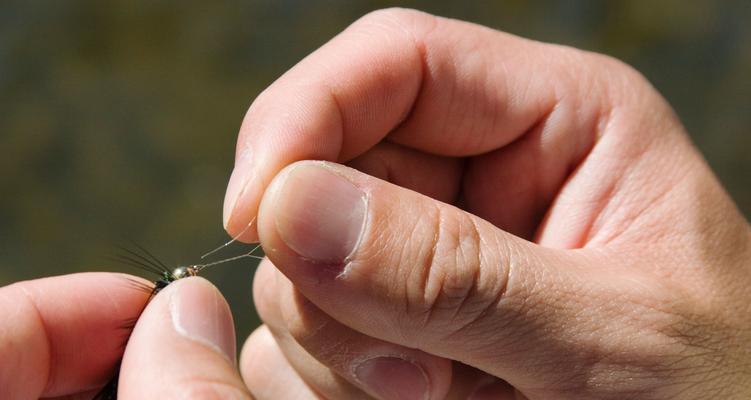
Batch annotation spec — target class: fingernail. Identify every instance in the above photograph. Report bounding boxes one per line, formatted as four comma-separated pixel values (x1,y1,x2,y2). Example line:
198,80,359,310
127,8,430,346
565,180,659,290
170,278,237,364
223,150,256,229
275,162,367,263
354,357,430,400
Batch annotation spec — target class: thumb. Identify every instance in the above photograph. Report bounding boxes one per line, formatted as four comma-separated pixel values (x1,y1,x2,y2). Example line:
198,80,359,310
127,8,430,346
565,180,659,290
257,161,629,390
118,277,252,399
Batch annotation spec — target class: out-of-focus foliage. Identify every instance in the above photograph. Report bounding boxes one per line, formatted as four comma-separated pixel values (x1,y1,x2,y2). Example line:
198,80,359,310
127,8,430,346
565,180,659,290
1,0,749,340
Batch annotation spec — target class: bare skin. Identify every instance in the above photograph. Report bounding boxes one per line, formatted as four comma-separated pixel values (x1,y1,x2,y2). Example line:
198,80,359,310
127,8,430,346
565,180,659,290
0,8,748,400
228,8,751,400
0,274,251,399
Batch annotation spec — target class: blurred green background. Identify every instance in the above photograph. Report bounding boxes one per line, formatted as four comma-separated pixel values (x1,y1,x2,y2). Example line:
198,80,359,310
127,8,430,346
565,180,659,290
1,1,749,343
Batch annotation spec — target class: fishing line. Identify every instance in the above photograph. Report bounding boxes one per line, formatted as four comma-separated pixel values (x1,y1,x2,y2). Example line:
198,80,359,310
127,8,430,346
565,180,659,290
200,216,257,260
94,216,262,399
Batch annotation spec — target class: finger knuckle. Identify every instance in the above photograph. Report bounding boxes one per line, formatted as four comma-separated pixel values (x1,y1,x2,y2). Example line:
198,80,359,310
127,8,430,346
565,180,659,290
403,206,508,337
545,45,656,107
586,52,662,108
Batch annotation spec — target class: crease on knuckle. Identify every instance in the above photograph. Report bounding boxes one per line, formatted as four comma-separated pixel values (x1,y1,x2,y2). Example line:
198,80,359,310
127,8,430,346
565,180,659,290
408,207,509,338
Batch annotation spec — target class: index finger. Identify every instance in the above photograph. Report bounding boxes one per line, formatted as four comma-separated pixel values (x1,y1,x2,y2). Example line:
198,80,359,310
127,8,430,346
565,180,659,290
223,8,611,239
0,273,150,399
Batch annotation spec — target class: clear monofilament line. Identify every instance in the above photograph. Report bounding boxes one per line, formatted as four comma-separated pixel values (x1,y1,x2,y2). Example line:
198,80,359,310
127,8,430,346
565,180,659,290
194,244,263,272
200,216,257,260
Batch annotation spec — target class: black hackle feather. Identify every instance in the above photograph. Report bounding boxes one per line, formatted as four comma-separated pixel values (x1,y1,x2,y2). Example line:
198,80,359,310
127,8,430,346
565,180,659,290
93,246,172,400
94,240,260,399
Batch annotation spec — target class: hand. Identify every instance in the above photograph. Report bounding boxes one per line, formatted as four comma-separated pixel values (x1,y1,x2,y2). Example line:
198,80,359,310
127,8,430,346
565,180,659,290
0,273,251,399
226,8,751,400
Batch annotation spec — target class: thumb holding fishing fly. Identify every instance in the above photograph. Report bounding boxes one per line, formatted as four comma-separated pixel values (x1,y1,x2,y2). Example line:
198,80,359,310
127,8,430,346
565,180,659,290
118,277,253,399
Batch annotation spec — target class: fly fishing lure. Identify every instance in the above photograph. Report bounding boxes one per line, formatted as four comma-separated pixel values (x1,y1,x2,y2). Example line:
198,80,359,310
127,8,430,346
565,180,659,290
93,222,261,400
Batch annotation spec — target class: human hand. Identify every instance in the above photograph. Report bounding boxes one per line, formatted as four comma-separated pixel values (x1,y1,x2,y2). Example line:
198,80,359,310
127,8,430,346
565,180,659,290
0,273,251,399
225,8,751,400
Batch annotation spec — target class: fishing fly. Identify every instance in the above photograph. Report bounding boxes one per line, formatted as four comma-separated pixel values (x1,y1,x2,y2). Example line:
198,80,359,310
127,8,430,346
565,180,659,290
93,219,261,400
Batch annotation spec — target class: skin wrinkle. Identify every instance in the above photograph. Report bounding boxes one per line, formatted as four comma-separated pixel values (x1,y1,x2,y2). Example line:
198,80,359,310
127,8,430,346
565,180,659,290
418,202,445,331
14,284,52,398
426,51,458,152
321,83,347,162
467,52,603,241
391,201,434,330
468,57,500,153
663,317,740,382
529,104,560,238
431,225,470,322
454,43,485,153
516,292,660,396
436,211,470,313
235,9,751,399
457,248,554,357
548,276,724,398
403,211,432,322
475,103,558,238
100,275,128,317
576,93,671,245
380,16,431,139
612,168,690,248
272,290,421,400
356,9,430,150
286,293,333,350
574,158,629,246
275,321,344,369
584,166,662,247
448,215,483,323
442,230,511,349
532,59,624,247
388,15,543,156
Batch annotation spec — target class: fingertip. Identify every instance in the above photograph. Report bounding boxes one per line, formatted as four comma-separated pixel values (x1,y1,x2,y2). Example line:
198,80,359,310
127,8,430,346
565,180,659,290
168,277,236,364
0,273,161,398
120,277,246,399
223,159,262,242
223,190,261,243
